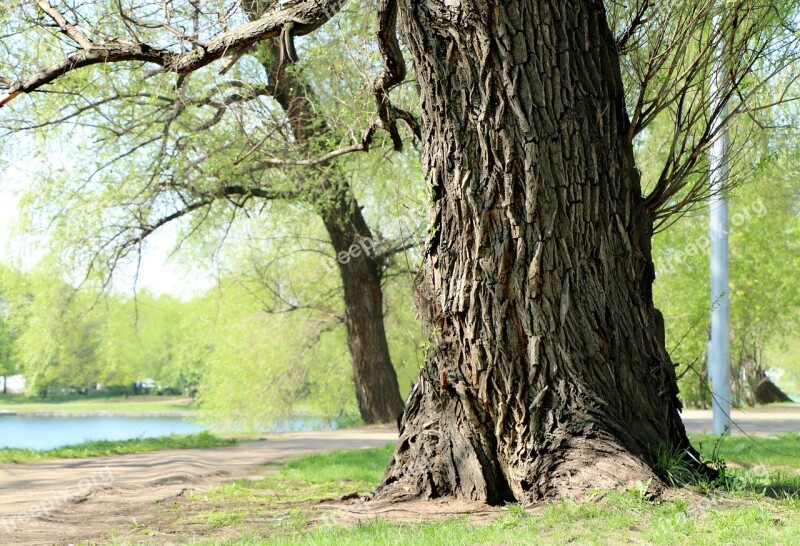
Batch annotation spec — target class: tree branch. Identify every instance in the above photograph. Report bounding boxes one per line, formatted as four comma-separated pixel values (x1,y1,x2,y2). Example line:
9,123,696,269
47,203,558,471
374,0,409,151
615,0,651,53
34,0,96,50
0,0,347,108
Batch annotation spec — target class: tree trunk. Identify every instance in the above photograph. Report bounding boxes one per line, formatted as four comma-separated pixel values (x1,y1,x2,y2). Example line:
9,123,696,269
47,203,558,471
378,0,702,502
754,374,792,405
241,2,405,424
733,344,791,406
261,48,405,423
323,191,405,424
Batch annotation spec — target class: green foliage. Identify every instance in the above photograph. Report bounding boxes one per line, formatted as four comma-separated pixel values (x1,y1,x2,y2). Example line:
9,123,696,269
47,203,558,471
97,292,210,392
649,124,800,407
4,259,103,393
0,237,422,426
0,264,20,380
2,0,426,426
196,284,353,429
0,259,209,395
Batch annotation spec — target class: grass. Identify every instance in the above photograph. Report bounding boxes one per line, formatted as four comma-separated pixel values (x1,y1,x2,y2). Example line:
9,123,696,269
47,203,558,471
0,431,236,463
263,496,800,546
130,437,800,545
0,393,196,414
691,433,800,471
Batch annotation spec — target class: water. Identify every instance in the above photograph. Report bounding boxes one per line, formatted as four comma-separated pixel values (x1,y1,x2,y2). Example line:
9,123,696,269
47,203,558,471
0,414,342,451
0,415,205,451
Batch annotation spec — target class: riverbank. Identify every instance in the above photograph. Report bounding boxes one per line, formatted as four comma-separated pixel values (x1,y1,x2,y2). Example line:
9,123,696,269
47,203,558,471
0,410,194,417
0,425,396,544
0,395,197,416
0,432,237,464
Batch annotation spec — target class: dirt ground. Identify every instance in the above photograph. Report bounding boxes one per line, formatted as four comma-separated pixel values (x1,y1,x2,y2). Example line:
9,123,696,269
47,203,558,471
1,406,798,545
0,425,397,545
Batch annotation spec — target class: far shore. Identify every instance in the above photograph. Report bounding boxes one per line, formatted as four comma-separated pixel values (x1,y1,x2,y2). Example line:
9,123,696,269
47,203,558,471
0,410,196,418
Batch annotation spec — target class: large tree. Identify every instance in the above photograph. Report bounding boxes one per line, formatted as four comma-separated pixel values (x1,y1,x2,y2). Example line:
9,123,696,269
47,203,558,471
1,0,797,501
380,0,797,502
382,0,688,502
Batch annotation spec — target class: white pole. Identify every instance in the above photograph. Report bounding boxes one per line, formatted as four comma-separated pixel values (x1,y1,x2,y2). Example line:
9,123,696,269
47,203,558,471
709,11,732,435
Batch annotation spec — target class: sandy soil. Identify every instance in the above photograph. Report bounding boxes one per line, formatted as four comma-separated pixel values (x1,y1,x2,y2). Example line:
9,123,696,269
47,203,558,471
1,406,798,545
0,425,396,545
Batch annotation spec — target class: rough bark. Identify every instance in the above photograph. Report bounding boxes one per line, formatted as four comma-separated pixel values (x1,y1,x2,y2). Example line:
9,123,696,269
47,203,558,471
377,0,703,502
243,5,404,424
323,191,406,423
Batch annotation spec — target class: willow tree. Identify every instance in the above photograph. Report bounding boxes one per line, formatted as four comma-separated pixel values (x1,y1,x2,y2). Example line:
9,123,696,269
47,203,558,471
0,0,423,424
1,0,797,500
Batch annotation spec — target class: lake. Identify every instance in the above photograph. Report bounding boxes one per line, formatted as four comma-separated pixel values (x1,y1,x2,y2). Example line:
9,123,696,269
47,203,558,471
0,415,339,451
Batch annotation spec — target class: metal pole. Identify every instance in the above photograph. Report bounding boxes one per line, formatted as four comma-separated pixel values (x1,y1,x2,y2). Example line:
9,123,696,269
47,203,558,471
709,11,732,435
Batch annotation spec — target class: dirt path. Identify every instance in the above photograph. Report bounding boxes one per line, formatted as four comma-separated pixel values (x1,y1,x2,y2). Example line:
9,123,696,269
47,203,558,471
682,405,800,435
0,425,396,545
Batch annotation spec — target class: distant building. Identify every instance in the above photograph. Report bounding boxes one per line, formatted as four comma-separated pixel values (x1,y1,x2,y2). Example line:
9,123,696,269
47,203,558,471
1,375,26,394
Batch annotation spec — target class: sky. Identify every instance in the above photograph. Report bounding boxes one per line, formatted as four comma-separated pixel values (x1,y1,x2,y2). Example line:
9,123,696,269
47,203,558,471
0,166,214,300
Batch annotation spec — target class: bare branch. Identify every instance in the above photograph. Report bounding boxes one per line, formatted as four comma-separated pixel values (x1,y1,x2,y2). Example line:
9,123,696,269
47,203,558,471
618,0,800,220
374,0,408,151
0,0,347,108
34,0,95,50
616,0,650,53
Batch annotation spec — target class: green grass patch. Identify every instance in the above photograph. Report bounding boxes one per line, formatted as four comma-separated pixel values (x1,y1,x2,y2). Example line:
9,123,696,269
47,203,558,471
174,445,395,537
0,394,196,414
259,495,800,546
187,445,394,507
261,444,394,492
0,431,236,463
158,438,800,545
690,433,800,471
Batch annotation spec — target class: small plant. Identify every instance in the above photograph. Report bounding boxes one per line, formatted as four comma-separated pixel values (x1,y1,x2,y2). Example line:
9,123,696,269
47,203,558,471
707,433,731,479
693,433,737,491
652,444,703,487
630,478,654,501
780,489,800,508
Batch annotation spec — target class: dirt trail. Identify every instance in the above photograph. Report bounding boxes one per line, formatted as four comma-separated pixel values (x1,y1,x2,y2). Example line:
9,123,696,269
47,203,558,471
0,425,396,545
682,405,800,435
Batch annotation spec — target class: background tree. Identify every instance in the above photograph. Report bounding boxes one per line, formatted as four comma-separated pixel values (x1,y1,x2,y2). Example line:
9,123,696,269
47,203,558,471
96,291,210,393
195,223,424,426
0,0,425,423
0,265,22,392
1,260,104,394
0,261,205,396
652,134,800,407
0,253,422,422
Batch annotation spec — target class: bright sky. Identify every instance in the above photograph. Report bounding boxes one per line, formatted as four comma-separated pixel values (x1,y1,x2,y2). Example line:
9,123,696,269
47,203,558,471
0,166,214,300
